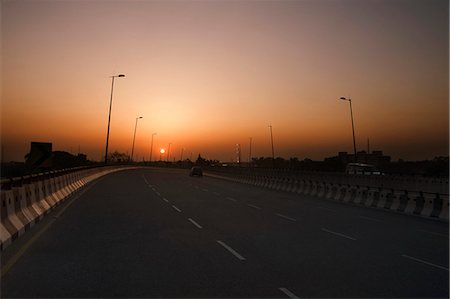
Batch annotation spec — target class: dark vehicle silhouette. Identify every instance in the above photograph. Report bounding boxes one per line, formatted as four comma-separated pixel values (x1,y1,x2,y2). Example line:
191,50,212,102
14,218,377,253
189,166,203,177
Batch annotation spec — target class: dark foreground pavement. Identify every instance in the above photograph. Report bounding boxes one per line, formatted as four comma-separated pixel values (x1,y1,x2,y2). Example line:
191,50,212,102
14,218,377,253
1,168,448,298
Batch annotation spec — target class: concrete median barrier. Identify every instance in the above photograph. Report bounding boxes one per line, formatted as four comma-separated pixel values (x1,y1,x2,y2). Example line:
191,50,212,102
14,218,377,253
203,169,448,222
0,166,138,250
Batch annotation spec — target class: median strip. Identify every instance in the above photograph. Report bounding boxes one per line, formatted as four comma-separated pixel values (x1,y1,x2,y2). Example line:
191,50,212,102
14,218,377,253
216,240,246,261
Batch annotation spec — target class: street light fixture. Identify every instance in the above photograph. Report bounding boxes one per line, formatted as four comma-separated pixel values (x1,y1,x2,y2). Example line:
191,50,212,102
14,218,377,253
340,97,357,162
149,132,157,162
131,116,143,162
104,74,125,164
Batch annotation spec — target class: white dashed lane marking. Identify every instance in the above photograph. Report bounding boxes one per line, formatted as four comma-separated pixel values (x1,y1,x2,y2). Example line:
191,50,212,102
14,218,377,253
247,204,262,210
402,254,449,271
279,287,299,298
321,228,356,241
188,218,203,229
172,205,182,213
216,240,246,261
275,213,297,222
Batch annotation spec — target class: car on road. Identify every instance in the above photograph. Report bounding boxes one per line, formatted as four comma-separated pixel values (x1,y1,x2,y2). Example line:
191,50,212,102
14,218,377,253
345,163,382,175
189,166,203,177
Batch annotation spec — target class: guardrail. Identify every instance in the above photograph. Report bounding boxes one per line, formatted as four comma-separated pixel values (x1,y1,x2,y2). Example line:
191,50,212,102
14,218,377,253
0,165,138,250
205,168,449,222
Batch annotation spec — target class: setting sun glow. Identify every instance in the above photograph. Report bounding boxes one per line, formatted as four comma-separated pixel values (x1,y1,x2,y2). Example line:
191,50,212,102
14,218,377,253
1,0,448,162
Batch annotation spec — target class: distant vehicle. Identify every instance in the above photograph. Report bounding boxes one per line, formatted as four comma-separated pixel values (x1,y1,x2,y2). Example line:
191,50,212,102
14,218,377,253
345,163,382,175
189,166,203,177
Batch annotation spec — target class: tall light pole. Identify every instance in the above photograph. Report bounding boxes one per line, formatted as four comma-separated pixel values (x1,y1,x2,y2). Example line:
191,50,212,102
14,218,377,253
249,137,252,163
340,97,357,163
131,116,143,162
167,143,171,162
236,143,241,164
269,124,275,165
104,74,125,164
149,132,157,162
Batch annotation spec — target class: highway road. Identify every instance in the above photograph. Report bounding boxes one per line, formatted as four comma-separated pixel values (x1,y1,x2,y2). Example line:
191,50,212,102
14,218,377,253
1,168,448,298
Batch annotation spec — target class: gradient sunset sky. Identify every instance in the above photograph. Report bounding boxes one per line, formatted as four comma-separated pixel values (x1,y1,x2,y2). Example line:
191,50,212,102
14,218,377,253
1,0,448,162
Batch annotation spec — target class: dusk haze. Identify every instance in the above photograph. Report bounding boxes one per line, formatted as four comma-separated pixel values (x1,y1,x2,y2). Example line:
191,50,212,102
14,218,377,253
2,0,448,162
1,1,449,298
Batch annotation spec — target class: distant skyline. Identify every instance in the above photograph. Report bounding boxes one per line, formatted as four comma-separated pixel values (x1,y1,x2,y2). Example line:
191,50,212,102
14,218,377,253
1,0,448,162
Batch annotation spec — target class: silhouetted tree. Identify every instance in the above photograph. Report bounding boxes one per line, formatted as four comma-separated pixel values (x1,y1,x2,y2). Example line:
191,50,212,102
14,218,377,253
109,151,129,163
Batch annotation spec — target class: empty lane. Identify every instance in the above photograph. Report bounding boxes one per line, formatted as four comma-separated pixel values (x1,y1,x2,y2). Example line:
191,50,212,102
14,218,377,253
1,168,448,298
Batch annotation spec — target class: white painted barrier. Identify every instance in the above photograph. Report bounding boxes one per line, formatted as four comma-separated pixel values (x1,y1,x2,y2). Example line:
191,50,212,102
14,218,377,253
1,166,138,250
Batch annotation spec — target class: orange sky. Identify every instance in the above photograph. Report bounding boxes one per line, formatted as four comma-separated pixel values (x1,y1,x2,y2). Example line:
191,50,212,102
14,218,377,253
1,0,448,162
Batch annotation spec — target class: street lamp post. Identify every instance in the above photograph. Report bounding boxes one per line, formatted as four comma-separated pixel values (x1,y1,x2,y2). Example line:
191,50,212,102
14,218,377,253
167,143,171,162
131,116,143,162
269,124,275,167
149,132,157,162
104,74,125,164
249,137,252,163
340,97,357,162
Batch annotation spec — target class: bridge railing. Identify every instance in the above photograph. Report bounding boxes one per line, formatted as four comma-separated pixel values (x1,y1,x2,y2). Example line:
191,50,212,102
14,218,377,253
204,166,449,222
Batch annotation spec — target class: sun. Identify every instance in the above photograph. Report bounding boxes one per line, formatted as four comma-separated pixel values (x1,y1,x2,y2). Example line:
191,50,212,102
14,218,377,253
160,149,166,154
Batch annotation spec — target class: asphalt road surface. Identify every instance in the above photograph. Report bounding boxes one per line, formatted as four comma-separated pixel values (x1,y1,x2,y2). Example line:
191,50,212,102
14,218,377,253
1,168,449,298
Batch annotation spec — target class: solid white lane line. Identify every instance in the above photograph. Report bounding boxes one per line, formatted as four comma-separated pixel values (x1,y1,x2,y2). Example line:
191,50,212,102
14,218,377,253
418,230,449,238
162,197,169,203
216,240,246,261
321,228,356,241
279,287,299,298
188,218,203,229
247,204,262,210
275,213,297,222
359,215,383,223
402,254,449,271
226,197,237,202
172,205,182,212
